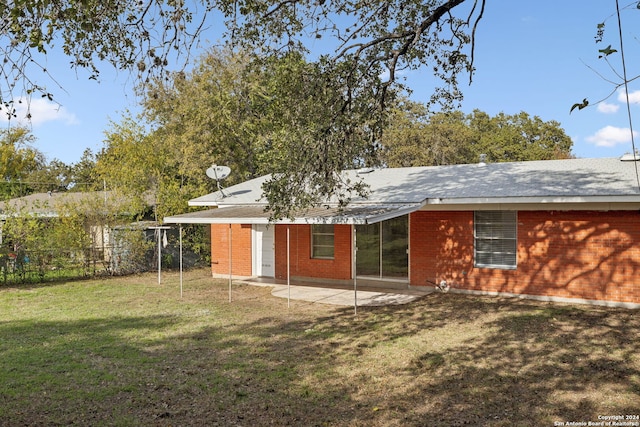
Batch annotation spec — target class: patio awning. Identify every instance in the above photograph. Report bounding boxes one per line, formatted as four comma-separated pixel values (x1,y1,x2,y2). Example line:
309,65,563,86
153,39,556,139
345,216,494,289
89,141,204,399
163,202,424,225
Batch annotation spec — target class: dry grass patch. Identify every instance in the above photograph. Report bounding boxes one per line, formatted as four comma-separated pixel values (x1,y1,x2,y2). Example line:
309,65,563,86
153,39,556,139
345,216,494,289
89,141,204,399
0,269,638,426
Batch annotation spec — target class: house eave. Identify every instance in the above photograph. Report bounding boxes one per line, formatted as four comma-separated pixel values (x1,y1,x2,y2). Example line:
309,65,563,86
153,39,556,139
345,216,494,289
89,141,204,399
0,212,59,220
188,200,220,207
164,203,425,225
423,195,640,210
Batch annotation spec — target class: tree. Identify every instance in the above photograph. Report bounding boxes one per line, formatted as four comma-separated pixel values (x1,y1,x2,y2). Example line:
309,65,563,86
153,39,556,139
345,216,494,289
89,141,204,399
143,48,267,188
468,111,574,162
381,100,474,167
227,0,486,216
140,48,386,219
3,0,483,106
0,127,98,197
99,49,253,222
227,0,484,110
70,149,99,191
100,49,266,220
25,159,73,193
55,192,150,273
4,0,485,217
96,110,212,267
255,53,386,218
1,0,214,115
382,106,574,167
94,115,164,220
0,127,46,199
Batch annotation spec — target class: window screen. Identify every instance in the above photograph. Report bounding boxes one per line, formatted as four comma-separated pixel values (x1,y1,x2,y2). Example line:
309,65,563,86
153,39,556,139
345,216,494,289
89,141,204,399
474,211,517,269
311,224,334,259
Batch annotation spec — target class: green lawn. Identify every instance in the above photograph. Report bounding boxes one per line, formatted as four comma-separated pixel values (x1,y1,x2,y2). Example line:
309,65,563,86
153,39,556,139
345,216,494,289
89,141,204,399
1,269,638,426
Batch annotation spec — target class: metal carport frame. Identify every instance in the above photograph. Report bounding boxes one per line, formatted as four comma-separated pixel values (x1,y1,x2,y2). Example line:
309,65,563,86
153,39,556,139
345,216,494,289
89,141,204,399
163,202,424,314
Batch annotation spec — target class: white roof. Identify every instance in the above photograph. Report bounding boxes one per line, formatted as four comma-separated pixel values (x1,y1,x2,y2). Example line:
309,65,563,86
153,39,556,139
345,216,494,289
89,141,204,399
0,191,145,218
165,157,640,225
188,157,640,207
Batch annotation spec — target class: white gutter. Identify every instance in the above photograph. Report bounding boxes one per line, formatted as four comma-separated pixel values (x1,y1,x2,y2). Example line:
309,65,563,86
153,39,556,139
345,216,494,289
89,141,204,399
426,194,640,205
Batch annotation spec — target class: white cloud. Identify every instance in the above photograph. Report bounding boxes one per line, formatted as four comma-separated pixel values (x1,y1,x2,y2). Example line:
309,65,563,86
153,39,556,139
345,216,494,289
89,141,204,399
617,89,640,104
586,125,639,147
0,97,79,126
597,102,619,114
379,68,409,83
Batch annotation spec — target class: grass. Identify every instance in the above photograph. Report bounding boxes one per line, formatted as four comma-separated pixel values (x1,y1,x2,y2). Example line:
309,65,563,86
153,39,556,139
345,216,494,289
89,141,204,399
0,269,638,426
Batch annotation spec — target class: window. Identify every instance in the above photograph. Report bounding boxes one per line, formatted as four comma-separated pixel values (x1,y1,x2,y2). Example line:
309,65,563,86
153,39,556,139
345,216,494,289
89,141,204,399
311,224,334,259
474,211,517,269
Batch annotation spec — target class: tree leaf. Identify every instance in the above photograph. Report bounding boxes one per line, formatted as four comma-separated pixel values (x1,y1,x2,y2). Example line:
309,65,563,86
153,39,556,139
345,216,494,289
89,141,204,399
570,98,589,114
598,44,617,58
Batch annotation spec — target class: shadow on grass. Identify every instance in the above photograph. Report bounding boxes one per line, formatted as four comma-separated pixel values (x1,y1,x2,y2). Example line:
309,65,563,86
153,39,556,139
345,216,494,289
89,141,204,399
388,299,640,425
1,287,638,426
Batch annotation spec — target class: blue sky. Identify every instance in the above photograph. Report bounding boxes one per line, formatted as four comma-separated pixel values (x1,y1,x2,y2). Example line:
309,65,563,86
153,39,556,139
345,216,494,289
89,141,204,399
2,1,639,164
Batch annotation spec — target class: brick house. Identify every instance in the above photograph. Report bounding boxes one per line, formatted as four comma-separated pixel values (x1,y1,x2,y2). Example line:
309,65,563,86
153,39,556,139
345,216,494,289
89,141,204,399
165,157,640,308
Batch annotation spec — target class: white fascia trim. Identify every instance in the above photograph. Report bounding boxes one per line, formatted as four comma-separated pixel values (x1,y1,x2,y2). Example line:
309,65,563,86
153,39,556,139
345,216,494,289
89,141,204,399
164,216,382,226
427,195,640,205
164,203,424,225
188,200,269,207
421,202,640,212
359,202,425,224
163,216,359,225
163,216,271,225
188,201,218,207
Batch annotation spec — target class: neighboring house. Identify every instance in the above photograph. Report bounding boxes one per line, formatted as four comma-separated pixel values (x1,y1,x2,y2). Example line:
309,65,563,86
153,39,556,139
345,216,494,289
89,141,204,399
0,191,110,247
0,191,154,266
0,191,110,216
164,157,640,308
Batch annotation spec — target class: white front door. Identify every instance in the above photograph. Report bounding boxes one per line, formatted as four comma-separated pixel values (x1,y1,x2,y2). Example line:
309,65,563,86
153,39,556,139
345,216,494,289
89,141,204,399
253,225,275,277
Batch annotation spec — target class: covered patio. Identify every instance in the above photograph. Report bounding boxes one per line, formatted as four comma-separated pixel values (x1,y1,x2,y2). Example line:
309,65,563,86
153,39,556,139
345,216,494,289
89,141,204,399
163,203,424,313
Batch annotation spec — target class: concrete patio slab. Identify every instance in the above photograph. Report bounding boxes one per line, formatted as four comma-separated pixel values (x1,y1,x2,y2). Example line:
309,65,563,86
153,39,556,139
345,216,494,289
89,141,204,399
240,279,434,306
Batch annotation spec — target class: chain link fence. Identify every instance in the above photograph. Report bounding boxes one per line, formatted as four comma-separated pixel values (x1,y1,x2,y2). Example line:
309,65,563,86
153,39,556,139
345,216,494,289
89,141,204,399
0,225,209,285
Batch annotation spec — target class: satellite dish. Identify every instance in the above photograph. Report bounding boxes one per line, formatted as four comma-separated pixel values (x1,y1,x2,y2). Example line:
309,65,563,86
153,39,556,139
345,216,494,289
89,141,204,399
206,165,231,197
206,165,231,180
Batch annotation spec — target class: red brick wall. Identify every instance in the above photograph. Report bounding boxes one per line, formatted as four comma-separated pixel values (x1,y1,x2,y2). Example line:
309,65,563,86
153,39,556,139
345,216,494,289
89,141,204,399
410,211,474,288
210,224,253,276
410,210,640,304
274,224,352,281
